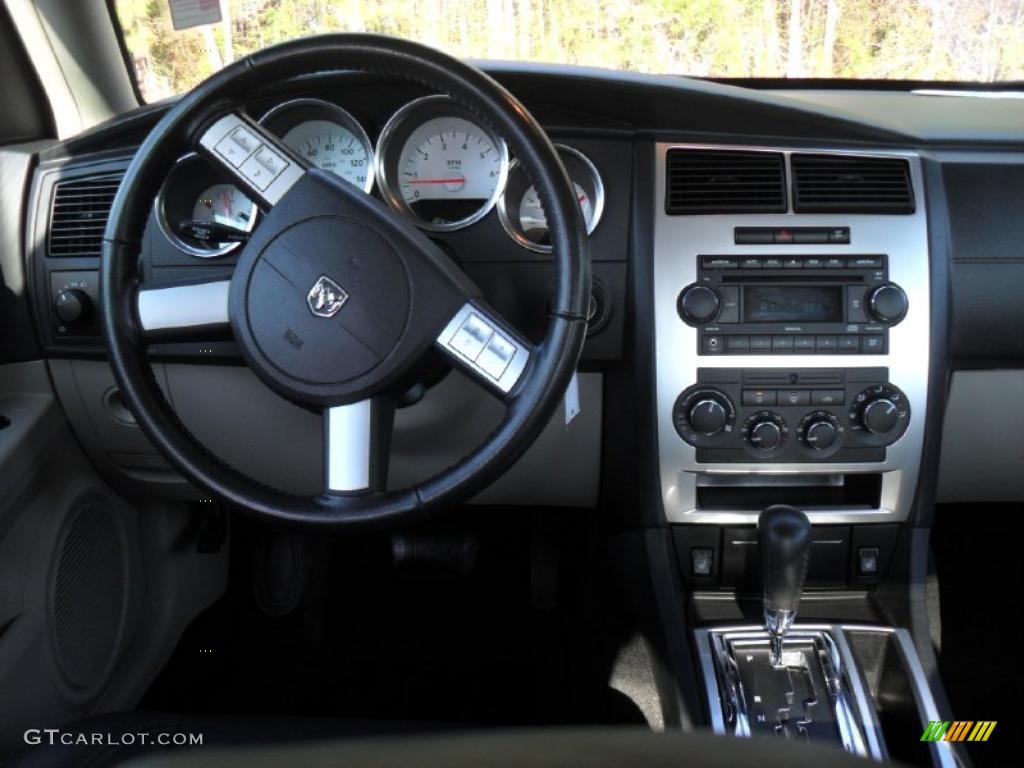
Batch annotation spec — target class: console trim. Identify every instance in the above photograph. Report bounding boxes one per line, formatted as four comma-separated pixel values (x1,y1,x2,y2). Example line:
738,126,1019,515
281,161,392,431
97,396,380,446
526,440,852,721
653,144,930,525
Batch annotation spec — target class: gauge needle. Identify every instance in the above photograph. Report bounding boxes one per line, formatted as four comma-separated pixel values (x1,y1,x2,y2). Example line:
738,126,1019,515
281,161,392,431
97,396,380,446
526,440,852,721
221,190,233,217
405,177,467,184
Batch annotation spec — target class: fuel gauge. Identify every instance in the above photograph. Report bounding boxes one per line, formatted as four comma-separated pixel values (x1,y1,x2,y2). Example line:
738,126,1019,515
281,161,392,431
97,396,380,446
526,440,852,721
497,144,604,252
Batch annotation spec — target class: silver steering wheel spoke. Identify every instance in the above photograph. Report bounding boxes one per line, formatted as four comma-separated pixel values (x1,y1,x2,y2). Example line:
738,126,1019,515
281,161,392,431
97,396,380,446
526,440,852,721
135,278,231,340
197,112,309,209
435,301,533,400
323,398,395,494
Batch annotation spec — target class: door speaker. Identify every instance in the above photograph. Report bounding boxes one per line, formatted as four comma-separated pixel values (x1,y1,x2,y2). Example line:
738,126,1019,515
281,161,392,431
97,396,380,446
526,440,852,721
50,497,127,692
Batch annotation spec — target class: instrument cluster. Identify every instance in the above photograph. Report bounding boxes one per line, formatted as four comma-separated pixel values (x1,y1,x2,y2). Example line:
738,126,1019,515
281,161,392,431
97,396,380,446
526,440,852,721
156,94,604,257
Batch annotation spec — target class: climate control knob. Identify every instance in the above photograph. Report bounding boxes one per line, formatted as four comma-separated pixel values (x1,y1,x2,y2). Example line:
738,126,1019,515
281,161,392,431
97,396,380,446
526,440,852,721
742,411,788,453
862,398,900,435
677,284,720,326
672,386,736,446
798,411,844,453
867,283,908,325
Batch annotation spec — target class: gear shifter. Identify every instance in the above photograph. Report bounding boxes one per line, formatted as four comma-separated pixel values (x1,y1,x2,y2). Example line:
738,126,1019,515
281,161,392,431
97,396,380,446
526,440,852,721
758,505,811,665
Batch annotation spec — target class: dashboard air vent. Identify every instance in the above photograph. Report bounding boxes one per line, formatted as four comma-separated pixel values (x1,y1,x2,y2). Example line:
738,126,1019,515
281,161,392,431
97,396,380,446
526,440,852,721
791,154,914,214
665,149,786,215
48,173,124,257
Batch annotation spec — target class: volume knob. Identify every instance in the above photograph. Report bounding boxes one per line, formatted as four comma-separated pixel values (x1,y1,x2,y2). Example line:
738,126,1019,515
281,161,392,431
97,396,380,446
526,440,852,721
677,284,720,326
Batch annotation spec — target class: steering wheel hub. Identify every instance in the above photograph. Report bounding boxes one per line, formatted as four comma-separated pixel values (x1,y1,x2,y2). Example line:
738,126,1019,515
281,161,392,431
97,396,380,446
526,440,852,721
233,211,412,395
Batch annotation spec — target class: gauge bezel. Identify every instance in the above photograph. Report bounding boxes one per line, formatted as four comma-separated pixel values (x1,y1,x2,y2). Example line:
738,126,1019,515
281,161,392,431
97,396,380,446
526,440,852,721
258,97,375,193
496,144,605,254
156,152,258,259
375,95,510,232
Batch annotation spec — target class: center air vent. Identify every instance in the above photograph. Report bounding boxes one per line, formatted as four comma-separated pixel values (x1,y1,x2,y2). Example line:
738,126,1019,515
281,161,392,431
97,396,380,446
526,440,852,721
791,154,914,214
665,149,786,215
48,173,124,257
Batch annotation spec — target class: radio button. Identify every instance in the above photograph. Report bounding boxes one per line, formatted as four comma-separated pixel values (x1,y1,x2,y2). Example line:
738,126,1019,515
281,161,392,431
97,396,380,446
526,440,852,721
794,336,816,352
771,335,795,352
740,258,762,269
717,286,740,323
816,335,838,352
743,389,776,406
861,334,886,353
848,256,883,269
824,257,846,269
763,258,783,269
838,335,860,352
846,285,869,323
804,257,824,268
725,335,750,352
782,257,803,269
702,256,738,269
750,336,772,352
780,389,810,406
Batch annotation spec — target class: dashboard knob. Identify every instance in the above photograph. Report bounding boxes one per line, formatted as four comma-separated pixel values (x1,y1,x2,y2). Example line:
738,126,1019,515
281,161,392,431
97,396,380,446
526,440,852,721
862,398,900,435
804,419,838,450
677,284,720,325
749,419,783,450
867,283,908,324
689,398,728,435
54,289,91,325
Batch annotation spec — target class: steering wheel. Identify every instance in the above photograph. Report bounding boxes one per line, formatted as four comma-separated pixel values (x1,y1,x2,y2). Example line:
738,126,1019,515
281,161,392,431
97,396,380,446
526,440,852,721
100,35,590,527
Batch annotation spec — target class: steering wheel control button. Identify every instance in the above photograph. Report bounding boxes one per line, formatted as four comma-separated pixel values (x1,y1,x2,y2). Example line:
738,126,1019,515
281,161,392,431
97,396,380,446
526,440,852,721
477,334,517,380
449,312,493,361
215,126,260,167
241,147,288,191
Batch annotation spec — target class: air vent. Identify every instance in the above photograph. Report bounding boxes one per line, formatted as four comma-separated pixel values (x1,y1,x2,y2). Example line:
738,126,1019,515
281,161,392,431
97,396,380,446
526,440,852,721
48,173,123,257
665,149,786,215
791,154,914,214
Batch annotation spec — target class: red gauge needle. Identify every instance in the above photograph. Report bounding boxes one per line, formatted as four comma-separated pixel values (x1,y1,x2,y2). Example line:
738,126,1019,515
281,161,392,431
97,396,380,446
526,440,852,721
405,177,467,184
220,190,233,217
578,194,587,202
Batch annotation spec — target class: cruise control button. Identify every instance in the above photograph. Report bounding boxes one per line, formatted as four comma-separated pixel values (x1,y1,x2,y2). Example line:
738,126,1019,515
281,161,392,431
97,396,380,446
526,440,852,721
449,312,494,361
477,333,517,379
743,389,776,406
780,389,810,406
812,390,845,406
816,335,838,352
750,336,772,352
703,335,725,354
794,335,816,352
214,126,260,167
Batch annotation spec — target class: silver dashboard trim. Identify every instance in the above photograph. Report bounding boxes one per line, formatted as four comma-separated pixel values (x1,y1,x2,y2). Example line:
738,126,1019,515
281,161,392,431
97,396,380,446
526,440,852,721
324,401,372,492
653,143,931,525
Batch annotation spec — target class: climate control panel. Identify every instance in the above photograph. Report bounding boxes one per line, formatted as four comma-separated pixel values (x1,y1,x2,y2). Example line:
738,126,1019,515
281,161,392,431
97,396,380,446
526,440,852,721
672,367,909,463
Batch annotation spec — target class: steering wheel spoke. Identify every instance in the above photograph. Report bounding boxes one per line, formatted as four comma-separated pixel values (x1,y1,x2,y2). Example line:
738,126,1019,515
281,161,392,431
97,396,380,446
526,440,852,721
435,301,533,400
323,397,395,494
136,278,231,340
196,112,309,209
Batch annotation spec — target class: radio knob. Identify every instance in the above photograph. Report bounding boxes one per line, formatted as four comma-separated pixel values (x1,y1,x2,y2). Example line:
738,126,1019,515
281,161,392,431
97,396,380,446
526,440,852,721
677,284,720,326
689,398,728,435
54,289,92,325
749,419,783,450
862,398,900,435
867,283,908,324
804,419,838,450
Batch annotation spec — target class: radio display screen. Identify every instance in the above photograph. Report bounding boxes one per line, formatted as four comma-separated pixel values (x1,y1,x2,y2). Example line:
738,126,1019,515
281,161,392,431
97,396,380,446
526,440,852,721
743,285,843,323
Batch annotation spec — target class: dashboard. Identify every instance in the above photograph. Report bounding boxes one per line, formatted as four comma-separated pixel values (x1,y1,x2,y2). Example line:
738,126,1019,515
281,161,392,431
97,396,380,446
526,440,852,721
13,65,1024,514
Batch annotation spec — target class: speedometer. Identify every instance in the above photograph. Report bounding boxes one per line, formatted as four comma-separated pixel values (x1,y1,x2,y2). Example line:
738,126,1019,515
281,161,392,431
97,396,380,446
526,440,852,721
260,99,375,192
376,96,509,231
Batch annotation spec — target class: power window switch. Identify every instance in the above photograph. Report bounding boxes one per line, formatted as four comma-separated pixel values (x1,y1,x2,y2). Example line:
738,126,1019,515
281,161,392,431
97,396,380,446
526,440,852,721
691,548,714,577
858,547,879,575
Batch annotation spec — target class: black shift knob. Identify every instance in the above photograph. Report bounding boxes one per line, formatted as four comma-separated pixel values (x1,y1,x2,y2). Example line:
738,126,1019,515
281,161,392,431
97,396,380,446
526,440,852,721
758,505,812,614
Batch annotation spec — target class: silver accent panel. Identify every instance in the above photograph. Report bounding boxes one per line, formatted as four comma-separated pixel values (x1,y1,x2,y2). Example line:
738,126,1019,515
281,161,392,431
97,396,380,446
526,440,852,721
198,114,306,207
653,144,931,525
136,280,230,333
435,303,531,396
324,401,372,492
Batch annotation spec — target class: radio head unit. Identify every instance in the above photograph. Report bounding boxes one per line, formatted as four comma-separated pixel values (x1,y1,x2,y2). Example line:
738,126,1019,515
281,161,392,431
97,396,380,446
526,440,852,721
678,254,907,355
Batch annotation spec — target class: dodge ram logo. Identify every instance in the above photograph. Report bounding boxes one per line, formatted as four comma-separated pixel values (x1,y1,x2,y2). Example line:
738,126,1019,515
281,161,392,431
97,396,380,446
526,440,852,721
306,275,349,318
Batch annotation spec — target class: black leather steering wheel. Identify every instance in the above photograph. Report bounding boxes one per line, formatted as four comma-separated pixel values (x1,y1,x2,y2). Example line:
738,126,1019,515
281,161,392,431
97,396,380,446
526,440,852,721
100,34,590,527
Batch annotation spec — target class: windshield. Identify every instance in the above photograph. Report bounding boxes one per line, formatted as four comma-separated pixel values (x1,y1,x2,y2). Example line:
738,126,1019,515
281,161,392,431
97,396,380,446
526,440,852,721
115,1,1024,103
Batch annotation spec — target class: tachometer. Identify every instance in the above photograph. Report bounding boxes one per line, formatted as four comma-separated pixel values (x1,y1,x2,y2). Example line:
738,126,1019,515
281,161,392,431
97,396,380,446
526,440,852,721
260,99,375,192
497,144,604,252
376,96,509,231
